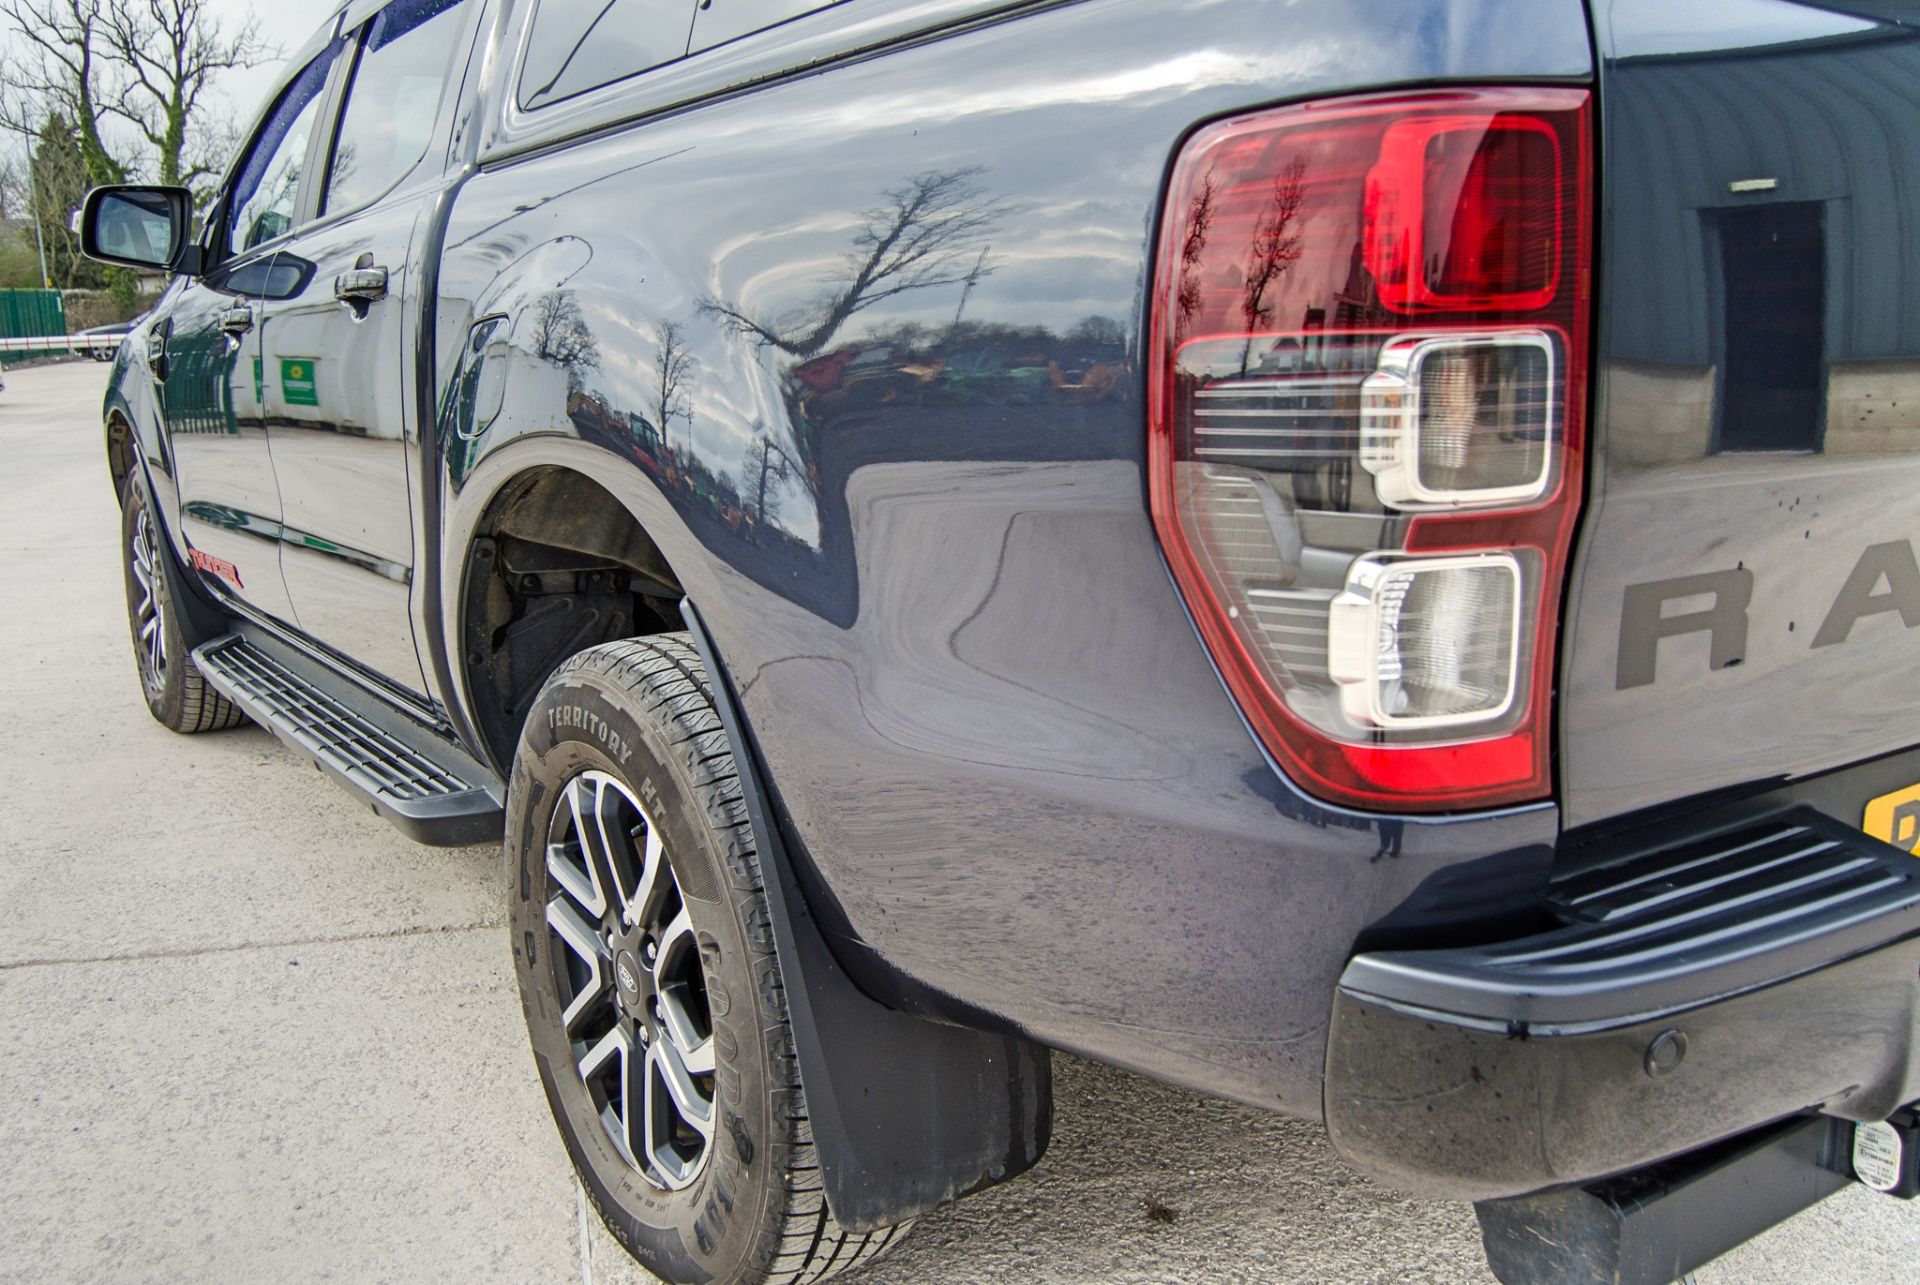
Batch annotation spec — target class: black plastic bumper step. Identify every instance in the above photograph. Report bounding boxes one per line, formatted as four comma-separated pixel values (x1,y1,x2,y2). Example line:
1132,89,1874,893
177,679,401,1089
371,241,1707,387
1342,807,1920,1032
194,631,503,845
1326,806,1920,1206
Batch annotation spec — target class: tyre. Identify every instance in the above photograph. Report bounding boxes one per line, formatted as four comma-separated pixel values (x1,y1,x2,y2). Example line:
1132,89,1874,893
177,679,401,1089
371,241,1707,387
120,476,246,734
506,636,909,1284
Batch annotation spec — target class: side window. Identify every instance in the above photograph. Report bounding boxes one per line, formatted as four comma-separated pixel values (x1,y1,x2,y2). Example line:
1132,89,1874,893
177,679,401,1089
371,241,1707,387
687,0,844,55
227,43,342,257
324,0,471,215
517,0,697,111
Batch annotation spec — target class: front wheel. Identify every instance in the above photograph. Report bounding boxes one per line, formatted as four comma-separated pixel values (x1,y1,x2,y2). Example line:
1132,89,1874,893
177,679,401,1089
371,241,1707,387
506,636,909,1283
120,476,245,734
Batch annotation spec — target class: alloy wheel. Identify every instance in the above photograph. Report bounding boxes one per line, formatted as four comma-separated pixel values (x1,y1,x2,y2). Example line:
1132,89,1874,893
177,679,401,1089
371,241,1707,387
130,506,168,695
546,769,716,1191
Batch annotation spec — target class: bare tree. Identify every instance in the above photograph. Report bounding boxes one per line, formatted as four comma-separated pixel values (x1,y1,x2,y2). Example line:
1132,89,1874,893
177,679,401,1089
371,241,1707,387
738,433,793,528
0,0,127,185
703,168,1007,359
1238,156,1307,373
1174,168,1217,341
100,0,270,190
532,289,599,392
652,319,695,456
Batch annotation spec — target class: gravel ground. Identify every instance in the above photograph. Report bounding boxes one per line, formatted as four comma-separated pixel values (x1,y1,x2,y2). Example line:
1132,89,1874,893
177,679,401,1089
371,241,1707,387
3,358,1917,1283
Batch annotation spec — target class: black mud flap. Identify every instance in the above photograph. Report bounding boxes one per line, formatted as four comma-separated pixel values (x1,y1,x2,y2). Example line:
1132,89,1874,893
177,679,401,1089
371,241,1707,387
1476,1115,1856,1285
681,601,1052,1232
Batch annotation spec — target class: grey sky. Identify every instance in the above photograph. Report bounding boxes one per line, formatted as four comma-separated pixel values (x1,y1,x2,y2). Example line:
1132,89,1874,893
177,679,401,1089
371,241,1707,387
212,0,338,124
0,0,333,170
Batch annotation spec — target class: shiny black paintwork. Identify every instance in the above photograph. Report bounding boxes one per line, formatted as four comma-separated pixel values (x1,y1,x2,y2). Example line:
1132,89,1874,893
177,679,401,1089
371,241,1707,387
1564,0,1920,826
421,0,1587,1113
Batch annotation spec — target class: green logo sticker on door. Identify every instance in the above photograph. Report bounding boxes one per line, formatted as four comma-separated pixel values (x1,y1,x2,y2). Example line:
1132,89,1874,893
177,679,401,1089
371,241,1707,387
281,358,319,407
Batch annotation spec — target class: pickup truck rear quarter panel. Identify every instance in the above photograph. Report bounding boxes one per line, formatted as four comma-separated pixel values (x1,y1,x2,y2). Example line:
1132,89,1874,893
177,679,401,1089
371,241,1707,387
1565,0,1920,827
434,0,1589,1112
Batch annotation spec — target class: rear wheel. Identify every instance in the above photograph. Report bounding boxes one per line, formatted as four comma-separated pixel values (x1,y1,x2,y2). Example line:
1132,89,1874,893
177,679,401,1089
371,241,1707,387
507,636,909,1283
120,477,244,734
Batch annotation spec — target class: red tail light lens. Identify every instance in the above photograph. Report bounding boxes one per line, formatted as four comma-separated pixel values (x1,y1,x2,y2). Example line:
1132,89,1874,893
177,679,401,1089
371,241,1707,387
1149,88,1591,813
1365,113,1563,312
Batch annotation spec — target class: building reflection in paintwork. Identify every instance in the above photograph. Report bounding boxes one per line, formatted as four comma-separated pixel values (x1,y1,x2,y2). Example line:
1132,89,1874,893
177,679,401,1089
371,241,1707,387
1601,8,1920,464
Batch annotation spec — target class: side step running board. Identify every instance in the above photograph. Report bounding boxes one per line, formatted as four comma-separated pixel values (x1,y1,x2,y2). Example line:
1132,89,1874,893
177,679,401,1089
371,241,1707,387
194,630,504,845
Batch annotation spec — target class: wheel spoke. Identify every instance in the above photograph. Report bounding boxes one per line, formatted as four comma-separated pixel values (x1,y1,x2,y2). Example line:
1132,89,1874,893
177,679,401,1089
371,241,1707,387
651,1037,714,1137
579,1026,640,1169
547,776,608,917
628,821,667,930
651,905,712,1073
586,774,640,924
659,986,714,1075
129,512,167,683
546,897,611,1031
645,1037,714,1189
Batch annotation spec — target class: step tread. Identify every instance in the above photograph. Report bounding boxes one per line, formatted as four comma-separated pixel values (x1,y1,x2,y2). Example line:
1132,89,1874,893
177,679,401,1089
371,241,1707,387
194,633,502,844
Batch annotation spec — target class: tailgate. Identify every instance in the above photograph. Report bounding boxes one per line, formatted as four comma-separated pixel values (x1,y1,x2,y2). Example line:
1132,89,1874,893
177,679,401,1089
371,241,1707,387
1562,0,1920,826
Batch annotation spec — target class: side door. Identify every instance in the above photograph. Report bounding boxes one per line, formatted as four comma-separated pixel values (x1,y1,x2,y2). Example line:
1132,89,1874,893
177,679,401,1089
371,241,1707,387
163,37,345,625
257,0,478,696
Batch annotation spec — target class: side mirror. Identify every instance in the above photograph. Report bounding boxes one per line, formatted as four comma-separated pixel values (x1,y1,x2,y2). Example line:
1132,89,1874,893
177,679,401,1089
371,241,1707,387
79,185,198,275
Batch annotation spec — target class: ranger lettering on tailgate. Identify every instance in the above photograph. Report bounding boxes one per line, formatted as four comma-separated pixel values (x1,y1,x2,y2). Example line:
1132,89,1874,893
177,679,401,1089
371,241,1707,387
1618,540,1920,689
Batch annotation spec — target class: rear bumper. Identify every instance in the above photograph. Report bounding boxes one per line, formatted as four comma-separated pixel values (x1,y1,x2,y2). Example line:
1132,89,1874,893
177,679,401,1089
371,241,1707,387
1325,806,1920,1201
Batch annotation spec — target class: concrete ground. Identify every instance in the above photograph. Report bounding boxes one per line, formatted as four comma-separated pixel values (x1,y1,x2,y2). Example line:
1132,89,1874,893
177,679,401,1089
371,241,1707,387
2,357,1916,1283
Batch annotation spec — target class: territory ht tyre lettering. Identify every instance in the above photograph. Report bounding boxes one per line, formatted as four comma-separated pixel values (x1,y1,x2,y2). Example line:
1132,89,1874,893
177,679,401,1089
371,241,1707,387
507,636,909,1284
119,476,245,734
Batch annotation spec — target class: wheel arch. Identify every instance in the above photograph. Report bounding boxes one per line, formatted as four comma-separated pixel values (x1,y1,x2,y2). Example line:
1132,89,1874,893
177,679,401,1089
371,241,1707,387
105,410,136,502
449,447,699,772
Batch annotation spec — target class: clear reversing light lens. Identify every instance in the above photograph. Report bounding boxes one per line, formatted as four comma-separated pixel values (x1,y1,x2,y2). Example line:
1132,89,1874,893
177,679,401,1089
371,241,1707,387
1360,331,1557,509
1329,553,1524,730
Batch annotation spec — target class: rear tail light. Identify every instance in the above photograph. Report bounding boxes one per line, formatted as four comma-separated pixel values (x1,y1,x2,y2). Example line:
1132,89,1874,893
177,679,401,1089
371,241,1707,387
1148,88,1591,812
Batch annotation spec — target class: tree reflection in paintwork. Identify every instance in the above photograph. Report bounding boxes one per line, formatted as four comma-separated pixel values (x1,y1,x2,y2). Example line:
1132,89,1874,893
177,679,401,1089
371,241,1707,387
442,167,1148,622
701,168,1007,360
531,289,600,393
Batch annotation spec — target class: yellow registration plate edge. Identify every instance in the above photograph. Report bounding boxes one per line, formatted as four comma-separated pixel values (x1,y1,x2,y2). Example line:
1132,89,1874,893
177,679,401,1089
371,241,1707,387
1862,784,1920,855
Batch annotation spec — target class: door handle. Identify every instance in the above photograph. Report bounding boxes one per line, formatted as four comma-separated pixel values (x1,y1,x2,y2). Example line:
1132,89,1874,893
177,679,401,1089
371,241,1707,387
146,321,170,382
334,267,389,304
218,305,255,336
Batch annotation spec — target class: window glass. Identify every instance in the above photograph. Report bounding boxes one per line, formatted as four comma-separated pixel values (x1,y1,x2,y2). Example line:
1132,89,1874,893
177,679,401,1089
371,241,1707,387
687,0,842,54
517,0,695,111
325,0,470,214
228,44,341,256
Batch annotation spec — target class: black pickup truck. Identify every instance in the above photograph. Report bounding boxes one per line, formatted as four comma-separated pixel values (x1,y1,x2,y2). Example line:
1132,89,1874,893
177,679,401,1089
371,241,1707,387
80,0,1920,1280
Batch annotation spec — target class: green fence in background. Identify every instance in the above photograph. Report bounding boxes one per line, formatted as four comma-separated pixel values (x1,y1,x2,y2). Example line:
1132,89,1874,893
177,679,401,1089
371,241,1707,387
0,289,68,341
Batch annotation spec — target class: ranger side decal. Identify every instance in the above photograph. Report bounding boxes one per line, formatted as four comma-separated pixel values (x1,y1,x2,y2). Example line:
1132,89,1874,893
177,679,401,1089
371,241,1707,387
1812,540,1920,648
1618,541,1920,688
1616,568,1753,690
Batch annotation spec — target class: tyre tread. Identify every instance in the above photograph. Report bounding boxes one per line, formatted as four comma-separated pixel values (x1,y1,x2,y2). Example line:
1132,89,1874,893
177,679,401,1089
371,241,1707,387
551,635,908,1284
